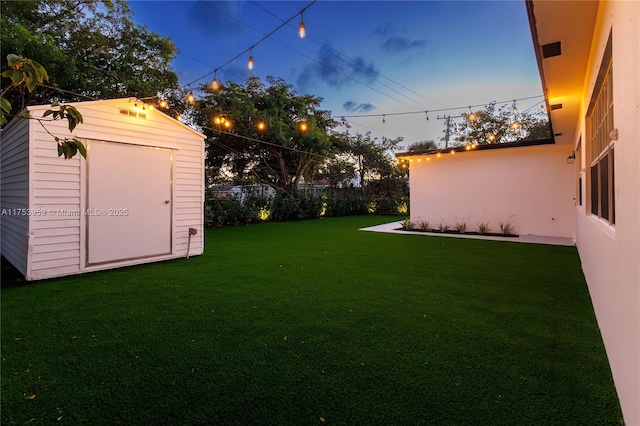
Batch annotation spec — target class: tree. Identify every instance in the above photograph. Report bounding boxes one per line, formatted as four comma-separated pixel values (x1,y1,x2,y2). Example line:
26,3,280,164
195,76,342,194
344,132,406,194
452,101,550,146
406,140,438,152
0,0,179,111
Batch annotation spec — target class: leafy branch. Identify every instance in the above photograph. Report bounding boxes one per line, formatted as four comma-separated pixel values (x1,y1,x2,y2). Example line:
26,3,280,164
1,54,86,159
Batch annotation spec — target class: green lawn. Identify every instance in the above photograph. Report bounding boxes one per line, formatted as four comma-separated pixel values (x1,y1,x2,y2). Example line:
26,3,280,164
1,216,622,425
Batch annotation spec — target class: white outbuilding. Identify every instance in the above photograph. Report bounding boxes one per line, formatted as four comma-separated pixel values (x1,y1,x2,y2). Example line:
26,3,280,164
1,98,206,280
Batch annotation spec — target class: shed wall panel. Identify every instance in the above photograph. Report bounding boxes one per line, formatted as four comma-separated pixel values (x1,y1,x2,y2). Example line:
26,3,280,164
0,117,31,276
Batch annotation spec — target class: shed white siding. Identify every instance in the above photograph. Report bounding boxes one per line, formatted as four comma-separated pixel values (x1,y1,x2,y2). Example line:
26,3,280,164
1,98,206,280
0,117,31,276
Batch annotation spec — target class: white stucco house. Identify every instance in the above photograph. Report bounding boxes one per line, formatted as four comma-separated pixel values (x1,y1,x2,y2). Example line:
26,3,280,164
398,1,639,423
1,98,206,280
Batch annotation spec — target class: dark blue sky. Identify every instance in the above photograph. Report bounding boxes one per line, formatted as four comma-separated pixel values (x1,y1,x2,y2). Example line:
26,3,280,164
129,0,543,145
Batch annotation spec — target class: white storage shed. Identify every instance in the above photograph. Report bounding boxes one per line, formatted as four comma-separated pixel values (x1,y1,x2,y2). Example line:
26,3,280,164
1,98,206,280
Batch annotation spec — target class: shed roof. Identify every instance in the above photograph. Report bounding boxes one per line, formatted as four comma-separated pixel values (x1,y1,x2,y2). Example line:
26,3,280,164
23,97,205,139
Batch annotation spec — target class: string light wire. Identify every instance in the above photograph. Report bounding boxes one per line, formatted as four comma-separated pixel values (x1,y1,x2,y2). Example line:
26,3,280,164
184,0,317,88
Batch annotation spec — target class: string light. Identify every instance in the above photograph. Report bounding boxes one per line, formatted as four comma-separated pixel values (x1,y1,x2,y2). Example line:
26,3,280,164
184,1,317,89
338,95,543,122
467,106,477,122
425,111,430,121
187,91,195,105
248,49,254,70
257,121,266,131
382,114,386,124
299,121,308,132
298,12,306,38
159,99,168,109
488,134,496,142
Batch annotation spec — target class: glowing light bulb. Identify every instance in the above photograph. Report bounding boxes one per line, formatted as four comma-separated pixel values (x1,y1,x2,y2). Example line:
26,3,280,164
437,152,441,158
427,155,430,161
187,91,195,104
159,99,168,109
450,149,455,154
211,78,220,91
510,121,521,130
298,16,306,38
248,54,254,70
257,121,266,131
299,121,308,132
224,120,232,129
465,145,471,150
488,134,496,142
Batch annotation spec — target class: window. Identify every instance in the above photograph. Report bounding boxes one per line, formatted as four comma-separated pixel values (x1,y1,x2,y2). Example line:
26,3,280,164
586,35,615,224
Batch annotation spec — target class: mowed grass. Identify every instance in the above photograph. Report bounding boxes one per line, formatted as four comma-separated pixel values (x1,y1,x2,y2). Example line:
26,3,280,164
1,216,622,425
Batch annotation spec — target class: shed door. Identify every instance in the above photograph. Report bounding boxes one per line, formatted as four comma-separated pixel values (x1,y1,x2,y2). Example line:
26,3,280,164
87,141,172,265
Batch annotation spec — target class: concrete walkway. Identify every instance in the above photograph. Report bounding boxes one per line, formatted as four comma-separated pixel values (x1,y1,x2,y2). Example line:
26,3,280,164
360,221,575,246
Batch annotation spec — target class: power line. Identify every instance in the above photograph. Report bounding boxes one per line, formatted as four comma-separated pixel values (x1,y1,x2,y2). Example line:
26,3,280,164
339,95,544,119
186,1,418,109
184,0,317,88
247,0,436,110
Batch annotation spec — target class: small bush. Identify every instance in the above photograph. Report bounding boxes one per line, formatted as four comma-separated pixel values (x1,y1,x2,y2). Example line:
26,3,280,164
438,221,450,232
418,220,431,231
400,219,414,230
454,220,467,234
499,220,515,236
476,222,491,234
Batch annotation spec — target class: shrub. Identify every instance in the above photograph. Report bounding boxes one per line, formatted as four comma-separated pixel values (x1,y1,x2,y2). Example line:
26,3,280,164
400,219,414,230
324,193,368,217
438,221,450,232
499,220,515,236
205,197,250,228
454,219,467,234
476,222,491,234
418,219,431,231
271,191,323,221
374,196,409,215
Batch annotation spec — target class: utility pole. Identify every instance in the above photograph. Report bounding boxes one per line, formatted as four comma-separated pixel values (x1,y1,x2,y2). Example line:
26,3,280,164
437,114,463,149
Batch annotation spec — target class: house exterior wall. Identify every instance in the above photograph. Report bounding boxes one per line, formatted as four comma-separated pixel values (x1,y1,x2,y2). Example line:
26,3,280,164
1,99,205,280
409,143,575,238
0,116,32,276
573,2,640,423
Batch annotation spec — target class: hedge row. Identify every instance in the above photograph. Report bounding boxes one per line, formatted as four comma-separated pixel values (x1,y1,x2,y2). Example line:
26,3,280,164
205,192,408,228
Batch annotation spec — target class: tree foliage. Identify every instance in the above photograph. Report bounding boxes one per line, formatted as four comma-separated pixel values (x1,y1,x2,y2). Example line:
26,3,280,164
1,54,85,159
406,140,438,152
452,101,550,146
195,76,342,194
319,132,407,197
0,0,179,111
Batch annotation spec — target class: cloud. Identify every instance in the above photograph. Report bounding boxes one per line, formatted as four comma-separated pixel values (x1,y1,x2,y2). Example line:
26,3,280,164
297,44,379,91
188,1,245,38
382,36,427,53
343,101,376,113
373,23,428,55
